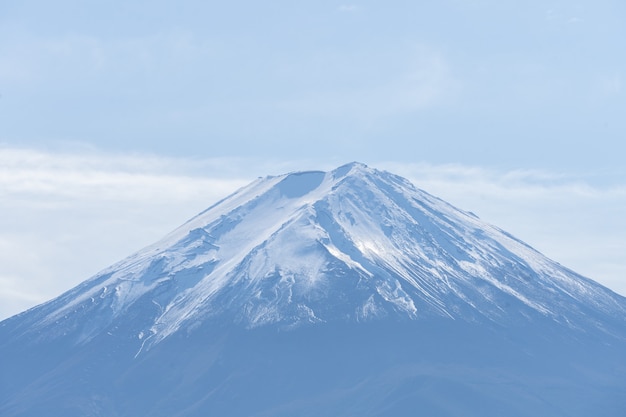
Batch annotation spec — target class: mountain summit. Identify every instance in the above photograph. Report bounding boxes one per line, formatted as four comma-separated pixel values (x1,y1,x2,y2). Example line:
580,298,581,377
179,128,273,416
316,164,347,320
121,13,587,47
2,162,626,417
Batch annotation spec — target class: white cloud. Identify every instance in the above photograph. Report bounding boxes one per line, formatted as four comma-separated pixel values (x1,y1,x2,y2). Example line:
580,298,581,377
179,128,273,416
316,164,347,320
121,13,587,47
0,147,249,198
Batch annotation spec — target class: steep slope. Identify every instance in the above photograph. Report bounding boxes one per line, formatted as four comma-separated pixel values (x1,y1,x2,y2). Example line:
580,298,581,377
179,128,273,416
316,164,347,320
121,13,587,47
1,162,625,417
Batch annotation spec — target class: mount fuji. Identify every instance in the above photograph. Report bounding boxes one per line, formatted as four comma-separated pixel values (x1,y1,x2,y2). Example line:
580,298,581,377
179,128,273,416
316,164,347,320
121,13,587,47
1,162,625,416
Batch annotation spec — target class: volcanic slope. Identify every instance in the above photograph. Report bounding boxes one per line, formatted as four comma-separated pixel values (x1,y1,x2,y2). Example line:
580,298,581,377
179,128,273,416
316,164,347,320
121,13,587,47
1,162,625,417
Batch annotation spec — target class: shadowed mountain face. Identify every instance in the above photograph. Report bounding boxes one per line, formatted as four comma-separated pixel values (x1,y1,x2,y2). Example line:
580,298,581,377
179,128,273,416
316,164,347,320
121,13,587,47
2,162,625,416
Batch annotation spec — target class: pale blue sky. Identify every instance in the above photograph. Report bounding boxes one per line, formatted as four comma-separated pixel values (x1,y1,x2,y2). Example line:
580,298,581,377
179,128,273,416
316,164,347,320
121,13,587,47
0,1,625,319
1,0,625,172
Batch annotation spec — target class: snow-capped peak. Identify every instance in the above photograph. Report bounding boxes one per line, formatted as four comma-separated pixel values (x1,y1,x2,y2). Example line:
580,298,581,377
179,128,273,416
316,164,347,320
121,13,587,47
11,163,626,349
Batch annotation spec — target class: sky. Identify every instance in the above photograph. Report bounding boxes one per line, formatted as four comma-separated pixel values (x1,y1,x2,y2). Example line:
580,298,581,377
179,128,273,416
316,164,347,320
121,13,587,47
1,1,625,320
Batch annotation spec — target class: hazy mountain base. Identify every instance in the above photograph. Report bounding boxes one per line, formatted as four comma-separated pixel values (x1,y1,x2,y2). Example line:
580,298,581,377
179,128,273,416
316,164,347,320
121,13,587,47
2,319,624,417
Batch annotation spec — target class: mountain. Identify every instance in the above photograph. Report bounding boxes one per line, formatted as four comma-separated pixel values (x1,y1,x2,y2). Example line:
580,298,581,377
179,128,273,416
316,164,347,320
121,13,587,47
1,162,625,416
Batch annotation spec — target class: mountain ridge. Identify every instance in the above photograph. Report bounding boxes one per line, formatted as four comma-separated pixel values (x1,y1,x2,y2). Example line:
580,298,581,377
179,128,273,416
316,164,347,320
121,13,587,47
3,162,625,350
2,162,626,417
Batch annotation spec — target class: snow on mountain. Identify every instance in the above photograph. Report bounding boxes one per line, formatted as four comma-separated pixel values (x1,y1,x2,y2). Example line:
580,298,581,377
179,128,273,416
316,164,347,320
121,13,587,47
5,162,625,350
2,162,626,417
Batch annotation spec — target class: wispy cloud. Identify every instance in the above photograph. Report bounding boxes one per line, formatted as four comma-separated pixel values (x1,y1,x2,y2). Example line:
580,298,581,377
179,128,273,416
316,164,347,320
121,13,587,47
0,30,214,89
0,147,247,202
274,44,457,121
338,5,359,13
